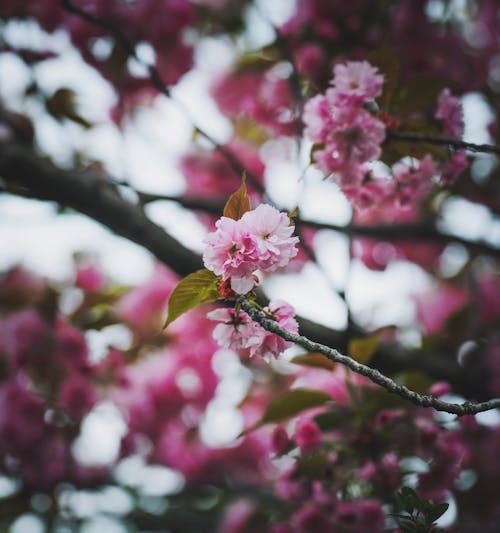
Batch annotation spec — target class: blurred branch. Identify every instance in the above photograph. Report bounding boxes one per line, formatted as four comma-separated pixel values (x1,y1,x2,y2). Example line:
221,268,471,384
387,130,500,155
117,187,500,258
0,141,203,276
239,296,500,416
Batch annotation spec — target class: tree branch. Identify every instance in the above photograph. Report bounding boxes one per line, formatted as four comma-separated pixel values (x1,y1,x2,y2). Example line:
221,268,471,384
238,297,500,416
387,130,500,155
0,141,491,400
0,142,202,276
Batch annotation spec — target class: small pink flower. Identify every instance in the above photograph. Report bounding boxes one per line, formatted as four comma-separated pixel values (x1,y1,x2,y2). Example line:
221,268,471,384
207,307,263,354
435,88,464,138
295,418,322,454
247,300,298,360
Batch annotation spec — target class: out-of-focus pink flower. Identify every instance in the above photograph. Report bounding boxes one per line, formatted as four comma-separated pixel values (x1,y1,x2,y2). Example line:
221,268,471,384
440,149,468,185
219,499,256,533
415,285,469,335
58,374,96,420
295,418,322,454
271,425,291,455
329,61,384,102
429,381,452,397
435,88,464,138
75,264,105,292
292,503,332,532
118,264,178,334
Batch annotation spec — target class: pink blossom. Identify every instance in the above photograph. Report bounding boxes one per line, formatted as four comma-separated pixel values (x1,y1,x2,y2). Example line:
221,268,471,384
208,300,298,360
330,61,384,101
429,381,452,397
203,216,259,294
241,204,299,272
247,300,298,360
295,418,322,454
206,307,262,354
271,425,291,455
440,149,468,185
435,88,464,138
75,263,105,292
415,285,469,335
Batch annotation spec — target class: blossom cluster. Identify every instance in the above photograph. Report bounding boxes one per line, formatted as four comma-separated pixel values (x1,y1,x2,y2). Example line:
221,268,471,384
303,61,386,186
203,204,299,294
207,299,298,360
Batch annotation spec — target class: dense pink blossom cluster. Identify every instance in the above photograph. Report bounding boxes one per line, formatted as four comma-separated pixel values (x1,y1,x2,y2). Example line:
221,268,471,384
303,61,386,185
203,204,299,294
207,300,298,360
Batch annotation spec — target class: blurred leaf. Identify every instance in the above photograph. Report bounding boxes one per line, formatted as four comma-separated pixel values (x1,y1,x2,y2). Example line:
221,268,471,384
392,76,447,116
314,408,348,431
233,117,269,147
45,88,92,129
396,372,434,394
348,335,380,364
260,389,331,425
291,352,336,371
367,44,400,111
223,176,251,220
427,502,449,523
295,451,328,477
164,269,219,327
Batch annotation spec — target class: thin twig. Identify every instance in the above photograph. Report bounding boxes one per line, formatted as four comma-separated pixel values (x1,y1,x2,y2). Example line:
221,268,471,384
238,296,500,416
387,130,500,155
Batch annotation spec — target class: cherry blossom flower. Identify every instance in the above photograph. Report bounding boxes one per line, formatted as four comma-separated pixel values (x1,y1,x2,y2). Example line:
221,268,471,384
241,204,299,272
435,88,464,138
329,60,384,102
203,205,299,294
203,216,260,294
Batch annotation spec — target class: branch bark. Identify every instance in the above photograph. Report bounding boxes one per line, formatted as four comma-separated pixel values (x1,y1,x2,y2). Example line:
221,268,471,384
238,297,500,416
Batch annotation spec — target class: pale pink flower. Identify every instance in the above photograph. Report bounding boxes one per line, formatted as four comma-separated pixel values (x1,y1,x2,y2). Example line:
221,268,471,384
330,60,384,101
208,300,298,360
203,216,259,294
207,307,263,354
247,300,298,360
241,205,299,272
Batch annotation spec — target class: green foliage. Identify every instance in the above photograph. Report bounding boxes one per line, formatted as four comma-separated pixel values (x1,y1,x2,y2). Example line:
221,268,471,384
259,389,331,425
392,487,449,532
164,269,219,327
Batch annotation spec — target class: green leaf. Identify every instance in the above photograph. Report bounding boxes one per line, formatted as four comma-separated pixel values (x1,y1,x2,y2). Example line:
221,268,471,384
295,451,328,477
260,389,332,425
291,353,336,371
164,269,219,328
427,502,449,523
348,336,380,364
223,176,251,220
391,76,448,116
